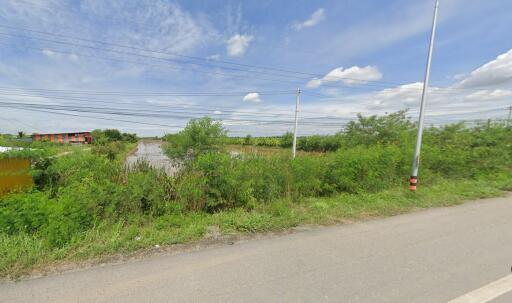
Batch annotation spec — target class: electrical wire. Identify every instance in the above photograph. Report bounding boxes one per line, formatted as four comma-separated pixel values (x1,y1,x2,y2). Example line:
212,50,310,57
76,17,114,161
0,25,506,94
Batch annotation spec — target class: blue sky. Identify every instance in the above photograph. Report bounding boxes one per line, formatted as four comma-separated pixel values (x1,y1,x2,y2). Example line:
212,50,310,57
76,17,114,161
0,0,511,136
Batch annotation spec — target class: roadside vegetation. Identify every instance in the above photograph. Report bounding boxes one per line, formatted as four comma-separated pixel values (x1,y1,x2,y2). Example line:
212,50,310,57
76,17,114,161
1,113,511,279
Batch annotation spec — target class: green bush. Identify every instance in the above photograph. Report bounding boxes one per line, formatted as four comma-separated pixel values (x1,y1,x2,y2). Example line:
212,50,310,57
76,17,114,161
280,132,293,148
325,145,408,193
164,117,227,158
113,170,173,217
1,112,511,254
0,151,177,248
0,192,53,235
189,152,254,211
91,129,138,145
92,141,126,160
289,155,329,198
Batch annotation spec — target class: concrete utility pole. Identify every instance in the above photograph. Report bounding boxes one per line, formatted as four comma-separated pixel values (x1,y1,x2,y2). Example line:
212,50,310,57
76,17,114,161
507,106,512,127
410,0,440,192
292,88,301,159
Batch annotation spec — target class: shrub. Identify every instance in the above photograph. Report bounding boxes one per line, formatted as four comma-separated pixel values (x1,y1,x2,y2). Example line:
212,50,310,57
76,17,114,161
112,170,173,217
280,132,293,148
237,155,289,202
2,111,511,254
243,134,252,145
343,110,415,147
164,117,227,158
92,141,125,160
0,192,53,235
325,145,408,193
289,155,328,198
91,129,138,145
189,152,253,211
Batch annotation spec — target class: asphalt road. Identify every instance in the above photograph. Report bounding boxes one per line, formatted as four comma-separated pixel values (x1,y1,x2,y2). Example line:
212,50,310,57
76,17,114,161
2,195,512,303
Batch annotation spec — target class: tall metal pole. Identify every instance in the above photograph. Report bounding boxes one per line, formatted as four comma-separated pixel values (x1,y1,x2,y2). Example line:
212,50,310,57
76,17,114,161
292,88,301,159
409,0,440,191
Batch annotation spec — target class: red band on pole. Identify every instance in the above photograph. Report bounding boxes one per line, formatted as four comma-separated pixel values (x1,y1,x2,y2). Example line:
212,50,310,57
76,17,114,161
409,176,418,191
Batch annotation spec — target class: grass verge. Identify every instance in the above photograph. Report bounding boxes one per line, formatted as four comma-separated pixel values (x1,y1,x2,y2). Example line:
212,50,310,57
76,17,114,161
1,176,511,280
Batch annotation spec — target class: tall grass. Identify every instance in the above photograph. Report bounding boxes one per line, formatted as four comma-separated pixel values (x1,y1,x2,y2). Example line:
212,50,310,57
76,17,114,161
1,116,511,278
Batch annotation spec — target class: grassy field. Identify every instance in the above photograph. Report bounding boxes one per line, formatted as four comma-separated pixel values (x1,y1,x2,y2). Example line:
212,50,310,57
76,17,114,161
1,115,511,279
2,176,510,279
226,144,324,157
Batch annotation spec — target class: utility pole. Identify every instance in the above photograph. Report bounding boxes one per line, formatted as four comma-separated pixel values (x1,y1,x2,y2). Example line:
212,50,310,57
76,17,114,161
507,106,512,127
292,88,301,159
409,0,440,192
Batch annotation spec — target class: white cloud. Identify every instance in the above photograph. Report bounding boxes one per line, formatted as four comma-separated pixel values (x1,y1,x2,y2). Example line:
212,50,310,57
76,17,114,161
68,54,79,62
207,54,220,61
226,34,253,57
213,110,223,114
452,73,467,81
464,89,512,102
457,49,512,88
293,8,325,30
42,49,80,62
79,1,218,54
306,66,382,88
42,49,56,57
242,92,261,103
368,82,427,109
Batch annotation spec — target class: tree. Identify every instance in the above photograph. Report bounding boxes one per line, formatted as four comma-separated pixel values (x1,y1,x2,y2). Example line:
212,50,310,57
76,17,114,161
243,134,252,145
164,117,227,158
103,129,123,141
17,131,25,138
121,132,138,143
280,131,293,148
342,110,415,147
91,129,136,144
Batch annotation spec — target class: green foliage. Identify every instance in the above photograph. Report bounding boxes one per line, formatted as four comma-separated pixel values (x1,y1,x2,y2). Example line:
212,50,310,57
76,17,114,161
343,110,415,147
121,132,138,143
325,145,409,193
224,136,283,147
0,192,52,235
92,141,126,160
91,129,138,145
298,134,342,152
280,131,293,148
243,134,252,145
1,111,512,278
89,128,137,159
0,151,176,248
164,117,227,158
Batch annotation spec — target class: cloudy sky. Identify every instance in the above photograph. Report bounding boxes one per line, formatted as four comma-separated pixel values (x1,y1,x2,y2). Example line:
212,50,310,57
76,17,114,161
0,0,511,136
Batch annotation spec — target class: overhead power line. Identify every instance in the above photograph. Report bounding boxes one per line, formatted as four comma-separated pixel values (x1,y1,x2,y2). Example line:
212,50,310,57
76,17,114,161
0,100,353,128
0,86,293,97
1,116,43,132
0,40,332,89
0,24,419,87
0,24,504,94
0,89,359,117
1,39,506,99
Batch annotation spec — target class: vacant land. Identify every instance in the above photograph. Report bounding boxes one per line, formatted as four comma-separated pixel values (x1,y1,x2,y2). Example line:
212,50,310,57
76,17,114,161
1,114,511,279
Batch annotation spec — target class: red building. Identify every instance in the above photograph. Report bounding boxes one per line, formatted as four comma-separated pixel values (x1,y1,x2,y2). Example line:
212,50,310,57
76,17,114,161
32,132,92,144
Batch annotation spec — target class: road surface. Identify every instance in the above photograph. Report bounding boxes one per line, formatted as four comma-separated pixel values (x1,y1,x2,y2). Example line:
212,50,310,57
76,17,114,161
125,141,179,175
1,195,512,302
